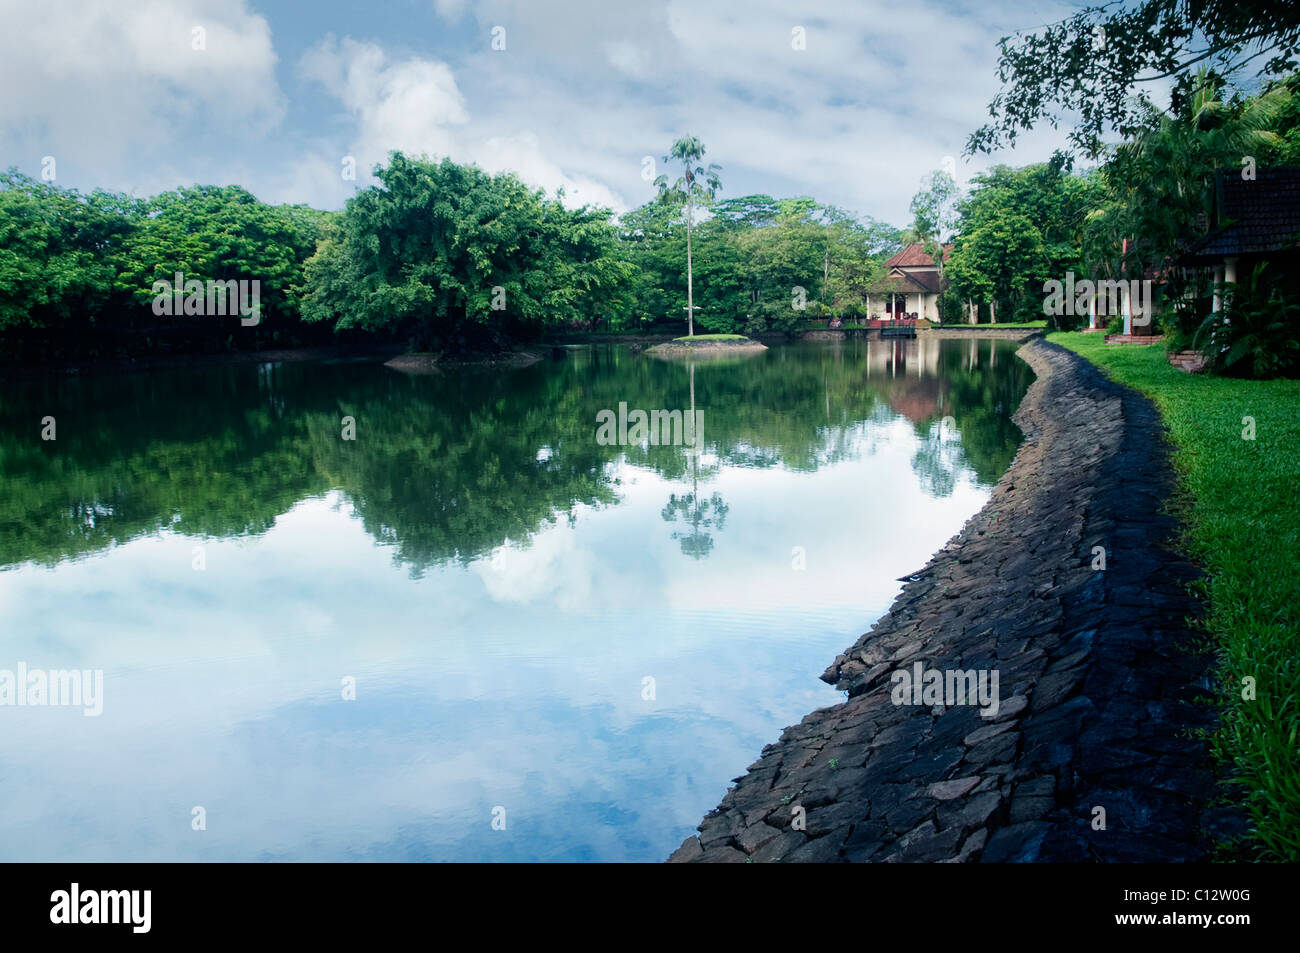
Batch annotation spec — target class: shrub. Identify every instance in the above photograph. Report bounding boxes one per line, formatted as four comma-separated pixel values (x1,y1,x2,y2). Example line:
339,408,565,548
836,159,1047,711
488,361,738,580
1194,262,1300,378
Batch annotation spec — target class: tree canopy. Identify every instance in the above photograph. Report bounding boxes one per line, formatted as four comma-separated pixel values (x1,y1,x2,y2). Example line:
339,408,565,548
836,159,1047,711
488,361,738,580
968,1,1300,157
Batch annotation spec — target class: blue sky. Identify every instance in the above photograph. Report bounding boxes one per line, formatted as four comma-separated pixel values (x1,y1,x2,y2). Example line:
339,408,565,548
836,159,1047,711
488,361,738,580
1,0,1082,225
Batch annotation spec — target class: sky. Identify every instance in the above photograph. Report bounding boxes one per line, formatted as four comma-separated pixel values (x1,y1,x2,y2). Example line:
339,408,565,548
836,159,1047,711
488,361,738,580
0,0,1082,226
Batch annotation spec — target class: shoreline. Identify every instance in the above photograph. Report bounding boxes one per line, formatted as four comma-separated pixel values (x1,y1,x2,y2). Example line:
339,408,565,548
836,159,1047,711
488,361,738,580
1,328,1041,378
669,336,1227,863
0,345,403,380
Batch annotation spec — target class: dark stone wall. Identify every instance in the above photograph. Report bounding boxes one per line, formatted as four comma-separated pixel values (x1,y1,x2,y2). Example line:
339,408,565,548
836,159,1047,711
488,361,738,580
670,337,1221,863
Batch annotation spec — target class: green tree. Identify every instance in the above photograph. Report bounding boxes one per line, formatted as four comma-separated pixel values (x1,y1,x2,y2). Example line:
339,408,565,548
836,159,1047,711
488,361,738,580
908,169,960,245
968,1,1300,157
0,171,140,341
654,136,722,337
112,184,327,342
1084,70,1291,284
301,152,628,350
947,162,1099,326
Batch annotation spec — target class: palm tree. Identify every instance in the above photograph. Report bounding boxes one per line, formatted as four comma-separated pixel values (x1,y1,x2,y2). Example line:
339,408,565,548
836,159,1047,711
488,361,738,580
1104,70,1290,274
654,136,722,337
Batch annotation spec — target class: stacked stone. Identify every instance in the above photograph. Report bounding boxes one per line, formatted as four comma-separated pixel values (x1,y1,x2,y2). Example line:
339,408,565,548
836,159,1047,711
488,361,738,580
669,338,1222,864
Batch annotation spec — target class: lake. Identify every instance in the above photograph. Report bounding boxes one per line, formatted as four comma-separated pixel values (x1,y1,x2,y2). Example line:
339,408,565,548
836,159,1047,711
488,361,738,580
0,336,1032,861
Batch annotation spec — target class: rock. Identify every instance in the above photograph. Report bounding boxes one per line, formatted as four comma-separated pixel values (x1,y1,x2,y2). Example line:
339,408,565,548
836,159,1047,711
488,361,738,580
927,776,981,800
667,836,703,862
736,822,782,854
963,721,1015,746
694,846,751,863
990,694,1028,722
979,821,1052,863
1009,795,1056,824
937,792,1002,833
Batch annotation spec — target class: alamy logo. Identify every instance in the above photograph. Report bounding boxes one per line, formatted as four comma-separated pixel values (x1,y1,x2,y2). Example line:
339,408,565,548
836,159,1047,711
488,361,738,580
596,403,704,451
1042,272,1152,326
890,662,1000,717
151,271,261,326
0,662,103,716
50,884,151,933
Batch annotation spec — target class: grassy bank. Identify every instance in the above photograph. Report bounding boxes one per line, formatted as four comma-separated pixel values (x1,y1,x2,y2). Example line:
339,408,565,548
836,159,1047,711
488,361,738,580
1051,332,1300,860
672,333,750,341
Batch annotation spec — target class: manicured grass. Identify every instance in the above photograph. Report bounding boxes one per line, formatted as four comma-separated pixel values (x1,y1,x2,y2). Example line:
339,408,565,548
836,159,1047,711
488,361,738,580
671,333,750,341
1052,332,1300,860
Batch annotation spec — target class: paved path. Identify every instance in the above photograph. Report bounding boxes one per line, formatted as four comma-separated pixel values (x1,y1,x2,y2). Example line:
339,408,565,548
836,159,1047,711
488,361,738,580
670,337,1220,863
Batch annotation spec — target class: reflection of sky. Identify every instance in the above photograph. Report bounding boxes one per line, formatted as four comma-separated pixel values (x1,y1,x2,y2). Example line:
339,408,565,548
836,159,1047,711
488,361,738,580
0,416,992,861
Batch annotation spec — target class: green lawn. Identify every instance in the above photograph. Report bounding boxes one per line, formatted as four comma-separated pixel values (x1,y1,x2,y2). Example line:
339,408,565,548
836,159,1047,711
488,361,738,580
1052,332,1300,860
671,333,750,342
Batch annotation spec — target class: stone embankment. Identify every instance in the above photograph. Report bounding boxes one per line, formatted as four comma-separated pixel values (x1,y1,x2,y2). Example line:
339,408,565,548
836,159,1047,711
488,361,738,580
923,326,1048,339
670,337,1220,863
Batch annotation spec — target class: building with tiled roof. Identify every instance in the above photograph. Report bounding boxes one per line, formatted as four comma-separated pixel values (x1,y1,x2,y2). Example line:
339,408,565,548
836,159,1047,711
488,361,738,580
883,243,953,269
1178,166,1300,312
866,243,952,322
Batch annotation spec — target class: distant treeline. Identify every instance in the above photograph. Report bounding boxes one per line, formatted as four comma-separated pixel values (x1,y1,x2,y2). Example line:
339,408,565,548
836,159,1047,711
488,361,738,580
8,67,1297,369
0,153,905,363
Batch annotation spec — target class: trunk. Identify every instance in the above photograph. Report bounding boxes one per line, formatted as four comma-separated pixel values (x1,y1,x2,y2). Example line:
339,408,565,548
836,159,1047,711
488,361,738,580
823,249,829,309
686,197,694,337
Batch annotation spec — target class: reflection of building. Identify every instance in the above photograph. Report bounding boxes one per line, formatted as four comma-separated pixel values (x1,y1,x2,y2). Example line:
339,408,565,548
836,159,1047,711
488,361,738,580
863,334,942,379
861,336,1005,422
887,377,941,422
865,244,951,322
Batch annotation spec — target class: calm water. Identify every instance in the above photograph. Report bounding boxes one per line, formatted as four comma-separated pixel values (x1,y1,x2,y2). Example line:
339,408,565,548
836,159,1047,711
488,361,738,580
0,337,1031,861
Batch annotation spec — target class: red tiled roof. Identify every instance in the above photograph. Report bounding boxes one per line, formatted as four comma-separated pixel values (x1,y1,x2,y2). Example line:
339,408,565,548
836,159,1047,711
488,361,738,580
867,271,939,295
883,243,952,268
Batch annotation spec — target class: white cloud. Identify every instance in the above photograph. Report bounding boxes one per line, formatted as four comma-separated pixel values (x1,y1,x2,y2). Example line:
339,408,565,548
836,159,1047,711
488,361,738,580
605,41,650,78
299,35,468,164
0,0,284,175
297,35,628,210
432,0,470,21
0,0,1081,220
427,0,1078,222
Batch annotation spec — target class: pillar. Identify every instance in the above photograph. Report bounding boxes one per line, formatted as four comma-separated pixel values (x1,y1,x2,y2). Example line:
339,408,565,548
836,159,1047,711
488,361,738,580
1223,256,1238,315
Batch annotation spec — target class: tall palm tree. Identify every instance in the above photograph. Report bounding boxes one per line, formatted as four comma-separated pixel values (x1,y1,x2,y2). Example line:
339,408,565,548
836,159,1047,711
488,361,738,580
654,136,722,337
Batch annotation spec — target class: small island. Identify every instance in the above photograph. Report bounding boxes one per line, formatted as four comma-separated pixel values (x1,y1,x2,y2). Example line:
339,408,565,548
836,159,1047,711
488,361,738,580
646,334,768,357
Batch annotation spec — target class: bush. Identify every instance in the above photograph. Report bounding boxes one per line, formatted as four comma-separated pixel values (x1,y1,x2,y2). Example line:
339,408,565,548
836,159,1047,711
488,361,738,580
1194,263,1300,378
693,310,740,335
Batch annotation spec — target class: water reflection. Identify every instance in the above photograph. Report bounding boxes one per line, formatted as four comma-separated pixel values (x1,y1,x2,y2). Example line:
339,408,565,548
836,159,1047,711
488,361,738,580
0,338,1032,861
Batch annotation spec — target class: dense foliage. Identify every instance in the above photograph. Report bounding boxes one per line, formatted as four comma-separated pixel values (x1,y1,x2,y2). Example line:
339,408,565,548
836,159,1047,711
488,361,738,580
620,193,899,335
299,153,632,352
968,1,1300,157
0,150,907,362
0,170,330,361
948,71,1300,368
944,162,1103,328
